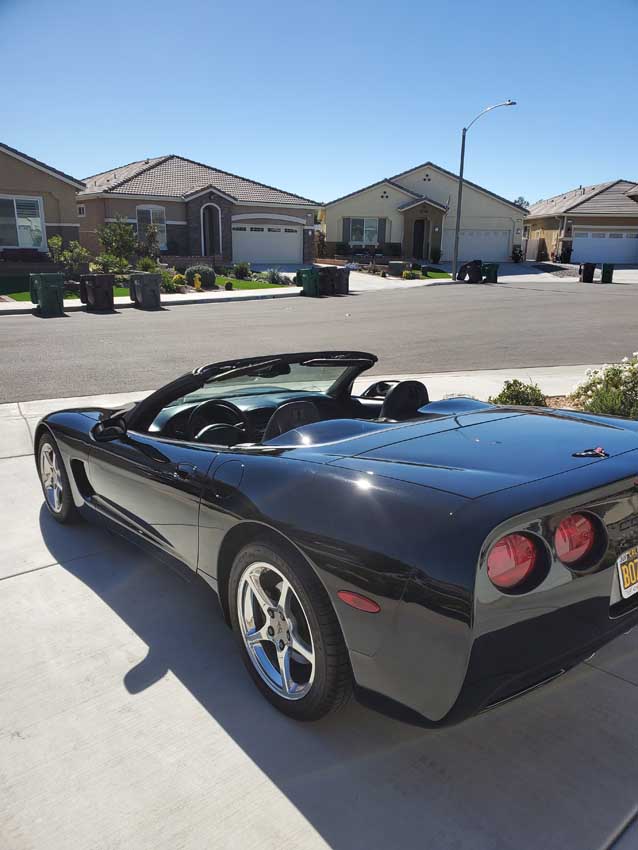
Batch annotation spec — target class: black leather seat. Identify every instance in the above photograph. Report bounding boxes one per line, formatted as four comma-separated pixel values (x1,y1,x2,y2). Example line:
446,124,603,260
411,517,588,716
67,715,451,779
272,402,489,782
262,401,321,441
379,380,429,421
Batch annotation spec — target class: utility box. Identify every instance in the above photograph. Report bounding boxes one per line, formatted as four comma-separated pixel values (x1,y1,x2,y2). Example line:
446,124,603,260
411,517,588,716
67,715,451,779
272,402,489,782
29,273,65,317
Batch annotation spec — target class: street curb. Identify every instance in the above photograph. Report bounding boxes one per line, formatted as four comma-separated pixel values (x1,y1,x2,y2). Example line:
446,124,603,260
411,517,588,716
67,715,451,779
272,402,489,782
0,288,303,316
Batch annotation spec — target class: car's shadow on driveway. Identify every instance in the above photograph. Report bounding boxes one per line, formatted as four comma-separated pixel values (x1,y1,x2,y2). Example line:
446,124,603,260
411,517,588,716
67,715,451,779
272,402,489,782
38,507,638,850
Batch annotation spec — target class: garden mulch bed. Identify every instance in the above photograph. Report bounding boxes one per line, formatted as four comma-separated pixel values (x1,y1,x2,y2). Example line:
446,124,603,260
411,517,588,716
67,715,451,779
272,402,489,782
532,263,580,278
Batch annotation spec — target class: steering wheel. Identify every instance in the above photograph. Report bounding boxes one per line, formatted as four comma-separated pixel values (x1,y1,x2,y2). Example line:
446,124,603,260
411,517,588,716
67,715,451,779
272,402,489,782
187,399,252,441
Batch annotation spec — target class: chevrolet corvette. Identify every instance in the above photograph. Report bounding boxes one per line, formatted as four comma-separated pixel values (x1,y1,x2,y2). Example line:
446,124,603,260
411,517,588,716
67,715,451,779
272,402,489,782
35,351,638,723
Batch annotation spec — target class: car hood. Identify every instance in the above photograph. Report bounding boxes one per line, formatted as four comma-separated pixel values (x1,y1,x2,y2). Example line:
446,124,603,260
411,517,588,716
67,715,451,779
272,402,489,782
326,408,638,498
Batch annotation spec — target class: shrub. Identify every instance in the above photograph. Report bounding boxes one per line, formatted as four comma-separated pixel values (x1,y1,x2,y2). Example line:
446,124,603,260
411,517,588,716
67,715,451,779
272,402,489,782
511,246,523,263
48,234,63,264
335,242,350,255
411,262,422,271
431,246,441,264
136,256,158,272
264,268,286,285
160,270,180,293
172,273,186,288
489,379,547,407
97,216,137,262
185,264,217,289
402,270,420,280
570,356,638,419
93,253,128,274
59,241,91,278
382,242,402,257
233,261,251,280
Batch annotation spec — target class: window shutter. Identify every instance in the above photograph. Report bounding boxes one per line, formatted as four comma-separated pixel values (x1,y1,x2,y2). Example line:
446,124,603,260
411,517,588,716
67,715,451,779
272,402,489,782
342,217,351,243
377,218,386,245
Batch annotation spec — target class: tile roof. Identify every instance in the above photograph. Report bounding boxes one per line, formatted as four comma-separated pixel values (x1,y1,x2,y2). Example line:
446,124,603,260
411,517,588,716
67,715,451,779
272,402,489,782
527,180,638,217
80,154,319,206
0,141,85,188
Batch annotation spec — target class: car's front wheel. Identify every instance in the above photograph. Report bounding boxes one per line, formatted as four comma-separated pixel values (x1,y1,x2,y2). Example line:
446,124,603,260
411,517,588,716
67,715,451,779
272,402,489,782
229,541,352,720
37,433,79,524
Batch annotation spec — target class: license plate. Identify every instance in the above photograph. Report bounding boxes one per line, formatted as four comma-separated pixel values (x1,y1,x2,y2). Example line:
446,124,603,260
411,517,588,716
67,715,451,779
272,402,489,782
617,545,638,599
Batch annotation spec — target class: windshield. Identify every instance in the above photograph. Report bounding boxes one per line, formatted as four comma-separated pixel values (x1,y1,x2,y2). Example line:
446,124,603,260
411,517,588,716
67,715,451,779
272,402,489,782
170,362,354,406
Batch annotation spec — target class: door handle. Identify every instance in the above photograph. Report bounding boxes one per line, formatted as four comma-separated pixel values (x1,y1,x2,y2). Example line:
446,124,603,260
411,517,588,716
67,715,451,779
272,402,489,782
172,463,198,480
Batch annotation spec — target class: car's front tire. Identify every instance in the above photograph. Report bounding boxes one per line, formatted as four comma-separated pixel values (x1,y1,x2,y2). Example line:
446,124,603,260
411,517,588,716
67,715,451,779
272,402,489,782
37,433,79,524
229,541,352,720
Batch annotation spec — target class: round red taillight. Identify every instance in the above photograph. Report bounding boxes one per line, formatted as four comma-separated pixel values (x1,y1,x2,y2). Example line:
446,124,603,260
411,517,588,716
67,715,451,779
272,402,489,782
554,513,595,565
487,533,538,589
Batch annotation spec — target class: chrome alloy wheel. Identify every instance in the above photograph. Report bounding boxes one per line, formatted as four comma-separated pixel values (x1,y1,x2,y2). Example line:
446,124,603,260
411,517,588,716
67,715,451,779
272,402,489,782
237,561,315,700
39,442,64,513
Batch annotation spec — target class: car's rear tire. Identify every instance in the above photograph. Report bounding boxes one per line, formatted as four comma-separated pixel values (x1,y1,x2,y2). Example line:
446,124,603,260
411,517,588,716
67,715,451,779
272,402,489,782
229,541,352,721
37,433,79,524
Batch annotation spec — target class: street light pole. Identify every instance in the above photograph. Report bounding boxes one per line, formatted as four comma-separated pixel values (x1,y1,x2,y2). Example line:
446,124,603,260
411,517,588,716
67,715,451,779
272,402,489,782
451,100,516,281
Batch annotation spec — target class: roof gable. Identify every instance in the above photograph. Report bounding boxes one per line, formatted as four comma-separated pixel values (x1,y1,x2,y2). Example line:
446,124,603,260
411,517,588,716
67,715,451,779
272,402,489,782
80,154,319,207
527,180,638,217
325,178,422,207
0,141,85,189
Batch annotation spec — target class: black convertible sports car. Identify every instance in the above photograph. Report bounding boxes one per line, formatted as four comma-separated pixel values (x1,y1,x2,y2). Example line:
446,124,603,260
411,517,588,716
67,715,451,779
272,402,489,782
35,350,638,723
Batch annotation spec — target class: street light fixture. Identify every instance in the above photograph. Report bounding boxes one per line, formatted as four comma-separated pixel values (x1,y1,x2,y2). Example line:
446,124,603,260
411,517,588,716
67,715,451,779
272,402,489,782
451,100,517,280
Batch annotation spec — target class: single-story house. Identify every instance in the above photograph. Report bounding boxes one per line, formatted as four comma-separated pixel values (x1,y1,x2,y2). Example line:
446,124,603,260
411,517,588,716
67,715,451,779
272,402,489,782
525,180,638,263
78,155,320,267
0,141,85,256
324,161,527,262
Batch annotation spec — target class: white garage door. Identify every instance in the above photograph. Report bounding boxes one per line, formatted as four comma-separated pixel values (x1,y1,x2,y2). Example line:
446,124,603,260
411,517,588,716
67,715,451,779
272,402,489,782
441,229,511,262
571,230,638,263
232,225,302,265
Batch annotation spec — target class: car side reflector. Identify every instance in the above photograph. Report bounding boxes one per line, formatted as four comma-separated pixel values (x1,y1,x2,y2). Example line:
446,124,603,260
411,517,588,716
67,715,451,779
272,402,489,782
487,533,538,589
337,590,381,613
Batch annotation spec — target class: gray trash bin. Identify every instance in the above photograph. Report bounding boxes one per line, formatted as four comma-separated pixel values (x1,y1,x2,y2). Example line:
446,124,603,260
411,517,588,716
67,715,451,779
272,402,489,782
130,273,162,310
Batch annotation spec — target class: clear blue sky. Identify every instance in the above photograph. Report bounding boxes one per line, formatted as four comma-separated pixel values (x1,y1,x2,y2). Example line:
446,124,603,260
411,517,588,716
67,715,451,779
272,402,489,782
2,0,636,205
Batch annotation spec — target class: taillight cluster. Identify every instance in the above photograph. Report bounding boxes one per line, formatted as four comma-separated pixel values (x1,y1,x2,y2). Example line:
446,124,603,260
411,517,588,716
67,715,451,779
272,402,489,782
487,512,599,592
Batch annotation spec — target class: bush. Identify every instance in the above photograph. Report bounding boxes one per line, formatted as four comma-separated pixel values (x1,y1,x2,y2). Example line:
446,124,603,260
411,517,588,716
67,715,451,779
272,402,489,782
172,273,186,288
489,379,547,407
97,216,137,262
382,242,402,257
431,247,442,264
160,270,180,293
185,264,217,289
136,256,158,272
233,261,250,280
402,270,420,280
93,253,128,274
48,234,63,264
263,268,286,285
570,356,638,418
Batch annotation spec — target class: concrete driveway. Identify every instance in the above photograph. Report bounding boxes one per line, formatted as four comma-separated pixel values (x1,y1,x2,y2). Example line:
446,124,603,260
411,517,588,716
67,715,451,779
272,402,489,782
2,398,638,850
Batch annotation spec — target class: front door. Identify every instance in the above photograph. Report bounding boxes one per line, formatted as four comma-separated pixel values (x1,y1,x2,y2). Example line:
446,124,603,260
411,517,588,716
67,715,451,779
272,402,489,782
88,432,217,570
413,219,425,259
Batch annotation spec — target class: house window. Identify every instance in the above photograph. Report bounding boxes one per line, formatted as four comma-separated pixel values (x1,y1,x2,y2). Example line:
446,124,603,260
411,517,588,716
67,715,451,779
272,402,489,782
250,227,264,232
350,217,378,245
268,227,282,232
232,226,247,231
77,204,86,218
591,232,606,238
609,232,624,238
573,232,588,238
284,228,297,233
136,206,167,250
0,196,45,249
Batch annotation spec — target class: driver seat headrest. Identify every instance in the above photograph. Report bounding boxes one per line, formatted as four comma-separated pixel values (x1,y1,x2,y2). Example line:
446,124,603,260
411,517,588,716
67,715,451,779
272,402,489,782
380,380,429,421
262,400,320,442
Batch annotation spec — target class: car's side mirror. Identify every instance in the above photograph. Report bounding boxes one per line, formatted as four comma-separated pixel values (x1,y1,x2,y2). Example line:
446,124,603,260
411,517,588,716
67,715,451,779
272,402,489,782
361,380,398,399
93,415,127,442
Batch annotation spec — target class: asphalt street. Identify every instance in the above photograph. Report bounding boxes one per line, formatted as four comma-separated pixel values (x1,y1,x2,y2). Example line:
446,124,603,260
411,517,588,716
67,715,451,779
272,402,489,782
2,277,638,402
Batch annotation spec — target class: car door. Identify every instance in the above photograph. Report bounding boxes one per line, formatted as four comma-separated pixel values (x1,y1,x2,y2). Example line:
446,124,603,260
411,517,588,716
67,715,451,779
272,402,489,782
88,429,217,570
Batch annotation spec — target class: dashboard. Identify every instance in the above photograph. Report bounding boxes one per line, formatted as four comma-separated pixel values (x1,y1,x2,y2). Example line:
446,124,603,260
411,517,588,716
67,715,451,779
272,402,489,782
148,390,369,443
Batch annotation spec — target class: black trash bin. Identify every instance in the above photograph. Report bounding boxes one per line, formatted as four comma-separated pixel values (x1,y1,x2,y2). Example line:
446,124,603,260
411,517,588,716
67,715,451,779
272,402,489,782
130,273,162,310
457,260,483,283
316,265,337,296
79,274,115,311
579,263,595,283
29,273,65,317
335,267,350,295
601,263,614,283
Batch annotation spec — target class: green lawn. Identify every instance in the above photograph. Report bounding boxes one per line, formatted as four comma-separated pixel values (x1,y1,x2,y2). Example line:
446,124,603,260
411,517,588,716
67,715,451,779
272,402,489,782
8,287,131,302
424,270,451,279
214,276,290,291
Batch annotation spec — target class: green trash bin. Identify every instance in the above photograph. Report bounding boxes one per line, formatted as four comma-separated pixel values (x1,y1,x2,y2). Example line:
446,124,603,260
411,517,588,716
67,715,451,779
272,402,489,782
601,263,614,283
29,273,65,317
297,267,320,297
130,272,162,310
482,262,499,283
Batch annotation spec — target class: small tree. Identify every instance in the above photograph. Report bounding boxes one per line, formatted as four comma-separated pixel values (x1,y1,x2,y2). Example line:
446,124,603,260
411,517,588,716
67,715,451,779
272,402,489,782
513,196,530,209
97,216,137,262
61,242,91,279
48,234,63,264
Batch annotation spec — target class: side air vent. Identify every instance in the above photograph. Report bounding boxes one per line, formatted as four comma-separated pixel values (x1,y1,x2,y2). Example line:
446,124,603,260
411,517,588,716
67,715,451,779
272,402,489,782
71,459,94,499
